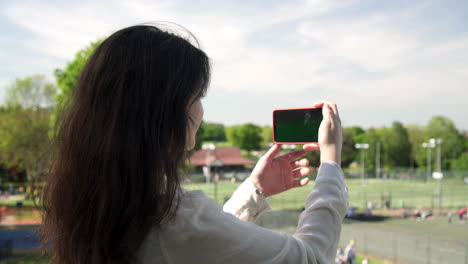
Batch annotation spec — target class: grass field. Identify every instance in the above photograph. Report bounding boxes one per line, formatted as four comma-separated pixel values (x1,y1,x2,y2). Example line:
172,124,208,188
0,199,36,208
2,178,466,263
340,217,468,264
256,209,468,264
3,178,466,263
1,178,466,210
0,254,49,264
184,178,468,210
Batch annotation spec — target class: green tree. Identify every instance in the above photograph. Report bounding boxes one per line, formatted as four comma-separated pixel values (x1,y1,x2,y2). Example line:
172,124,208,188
406,124,427,169
199,122,226,142
261,126,273,148
5,75,55,108
341,128,357,168
380,122,411,168
426,116,464,169
194,122,204,150
52,40,101,131
451,153,468,170
0,75,55,184
348,126,367,164
226,123,262,151
346,126,365,142
464,137,468,153
361,128,382,170
0,108,50,180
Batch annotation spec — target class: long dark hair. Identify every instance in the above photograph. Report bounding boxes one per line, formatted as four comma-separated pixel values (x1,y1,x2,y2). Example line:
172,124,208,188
40,24,210,263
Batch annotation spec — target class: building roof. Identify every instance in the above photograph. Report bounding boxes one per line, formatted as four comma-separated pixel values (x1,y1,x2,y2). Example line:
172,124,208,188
189,146,255,166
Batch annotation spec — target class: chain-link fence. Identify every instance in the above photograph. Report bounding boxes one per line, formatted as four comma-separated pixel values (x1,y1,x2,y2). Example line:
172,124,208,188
347,190,468,210
254,210,468,264
184,180,468,211
343,168,468,181
339,220,468,264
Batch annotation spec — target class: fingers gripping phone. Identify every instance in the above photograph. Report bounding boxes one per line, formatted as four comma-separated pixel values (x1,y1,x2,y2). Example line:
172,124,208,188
272,107,323,144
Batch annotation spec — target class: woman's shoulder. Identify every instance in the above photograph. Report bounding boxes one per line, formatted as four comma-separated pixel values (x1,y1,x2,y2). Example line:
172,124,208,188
176,188,223,216
138,189,223,262
179,188,207,199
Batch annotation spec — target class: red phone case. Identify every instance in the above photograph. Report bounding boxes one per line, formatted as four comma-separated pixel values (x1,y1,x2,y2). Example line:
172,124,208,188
272,106,322,145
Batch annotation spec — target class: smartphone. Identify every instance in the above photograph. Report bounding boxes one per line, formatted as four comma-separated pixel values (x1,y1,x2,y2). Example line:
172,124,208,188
272,107,323,144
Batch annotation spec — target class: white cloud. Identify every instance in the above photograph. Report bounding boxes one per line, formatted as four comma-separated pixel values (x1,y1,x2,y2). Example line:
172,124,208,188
297,16,420,72
2,0,346,91
5,2,129,59
290,10,468,109
1,0,468,128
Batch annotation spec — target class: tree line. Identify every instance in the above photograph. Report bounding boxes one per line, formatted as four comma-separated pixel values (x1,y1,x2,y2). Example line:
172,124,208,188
1,40,467,185
196,118,468,171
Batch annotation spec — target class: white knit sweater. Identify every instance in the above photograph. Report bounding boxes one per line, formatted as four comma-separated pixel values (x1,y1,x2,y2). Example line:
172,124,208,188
137,161,348,264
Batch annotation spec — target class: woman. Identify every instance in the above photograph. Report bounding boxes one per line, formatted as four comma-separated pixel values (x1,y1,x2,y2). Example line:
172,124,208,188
343,240,356,264
41,24,348,263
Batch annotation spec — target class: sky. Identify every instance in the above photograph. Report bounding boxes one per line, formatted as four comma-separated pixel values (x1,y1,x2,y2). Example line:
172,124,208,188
1,0,467,130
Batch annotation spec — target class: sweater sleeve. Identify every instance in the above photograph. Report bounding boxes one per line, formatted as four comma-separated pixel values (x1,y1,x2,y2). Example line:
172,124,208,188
295,161,349,261
153,161,348,264
222,177,272,222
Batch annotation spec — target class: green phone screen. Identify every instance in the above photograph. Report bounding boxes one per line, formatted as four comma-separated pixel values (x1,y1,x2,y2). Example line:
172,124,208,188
273,108,323,143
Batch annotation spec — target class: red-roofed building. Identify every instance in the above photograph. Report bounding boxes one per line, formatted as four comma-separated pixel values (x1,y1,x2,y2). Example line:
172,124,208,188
189,146,255,180
190,146,254,168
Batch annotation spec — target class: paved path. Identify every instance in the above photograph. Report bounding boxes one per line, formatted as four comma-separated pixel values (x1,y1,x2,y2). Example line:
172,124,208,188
256,210,468,264
339,221,467,264
0,228,40,250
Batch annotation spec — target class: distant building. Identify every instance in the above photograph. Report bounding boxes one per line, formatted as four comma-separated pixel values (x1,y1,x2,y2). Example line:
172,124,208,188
189,146,255,180
190,146,254,169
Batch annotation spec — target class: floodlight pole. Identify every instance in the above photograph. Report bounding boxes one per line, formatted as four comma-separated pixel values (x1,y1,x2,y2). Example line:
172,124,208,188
376,142,381,179
436,138,443,209
422,138,436,182
427,146,432,182
203,143,216,184
360,148,365,186
355,143,369,186
436,139,442,173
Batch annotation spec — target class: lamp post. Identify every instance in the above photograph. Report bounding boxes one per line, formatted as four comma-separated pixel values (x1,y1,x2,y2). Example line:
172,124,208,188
376,142,381,179
203,143,223,203
435,138,443,209
435,138,443,173
422,138,436,182
355,143,369,186
202,143,216,183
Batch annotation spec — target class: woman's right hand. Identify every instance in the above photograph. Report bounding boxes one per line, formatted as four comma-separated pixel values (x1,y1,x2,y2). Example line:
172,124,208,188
303,101,342,164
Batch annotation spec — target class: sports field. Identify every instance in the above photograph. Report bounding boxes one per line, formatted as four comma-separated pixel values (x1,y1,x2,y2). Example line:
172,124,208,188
185,178,468,263
184,178,468,210
253,209,468,264
340,217,468,264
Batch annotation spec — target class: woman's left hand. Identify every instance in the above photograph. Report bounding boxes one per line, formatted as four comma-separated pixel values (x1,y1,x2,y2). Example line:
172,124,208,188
250,144,317,197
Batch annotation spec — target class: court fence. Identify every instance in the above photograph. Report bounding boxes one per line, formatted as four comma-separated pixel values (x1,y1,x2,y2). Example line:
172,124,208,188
254,210,468,264
188,182,468,211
